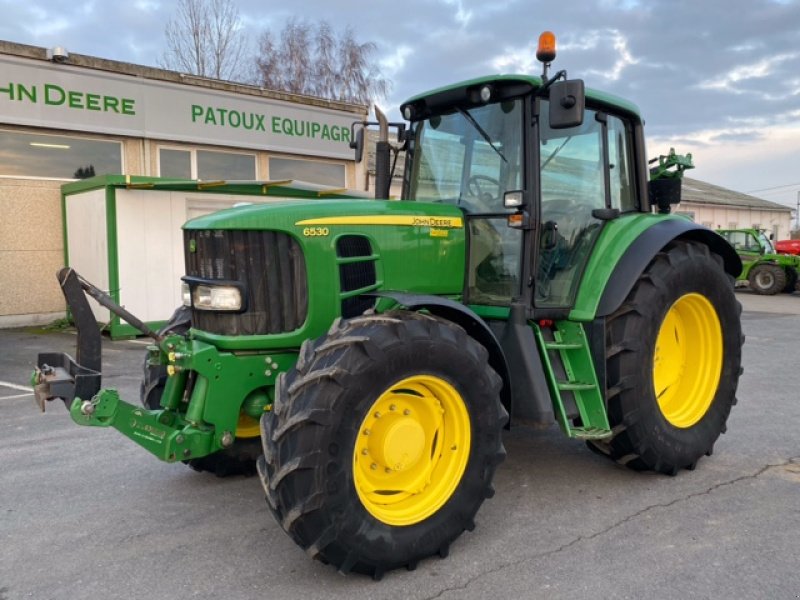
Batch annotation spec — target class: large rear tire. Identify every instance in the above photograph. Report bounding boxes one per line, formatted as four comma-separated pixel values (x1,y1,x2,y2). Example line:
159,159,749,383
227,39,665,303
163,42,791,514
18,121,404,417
140,307,261,477
259,311,507,578
589,241,742,475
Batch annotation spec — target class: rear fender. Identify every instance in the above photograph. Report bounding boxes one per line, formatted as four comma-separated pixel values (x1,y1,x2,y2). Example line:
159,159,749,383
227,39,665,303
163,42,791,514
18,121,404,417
579,219,742,320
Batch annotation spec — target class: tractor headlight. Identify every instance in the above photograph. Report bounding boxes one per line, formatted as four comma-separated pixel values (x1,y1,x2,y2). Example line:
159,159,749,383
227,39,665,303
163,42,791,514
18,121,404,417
192,284,243,311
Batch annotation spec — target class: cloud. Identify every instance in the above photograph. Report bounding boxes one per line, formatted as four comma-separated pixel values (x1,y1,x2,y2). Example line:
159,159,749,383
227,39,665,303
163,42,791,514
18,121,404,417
491,43,538,74
380,45,413,79
440,0,473,27
700,53,800,93
708,130,766,143
582,30,638,81
649,122,800,207
490,28,639,81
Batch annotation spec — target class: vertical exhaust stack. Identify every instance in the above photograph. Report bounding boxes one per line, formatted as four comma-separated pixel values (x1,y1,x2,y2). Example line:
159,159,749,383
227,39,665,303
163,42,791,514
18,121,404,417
374,106,391,200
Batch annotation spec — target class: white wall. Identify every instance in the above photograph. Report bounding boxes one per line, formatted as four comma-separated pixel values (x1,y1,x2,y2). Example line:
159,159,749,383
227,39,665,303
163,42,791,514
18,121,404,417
675,202,792,240
66,188,301,325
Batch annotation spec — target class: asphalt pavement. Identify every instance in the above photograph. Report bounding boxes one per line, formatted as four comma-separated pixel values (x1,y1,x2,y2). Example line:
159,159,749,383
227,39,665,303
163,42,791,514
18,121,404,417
1,289,798,599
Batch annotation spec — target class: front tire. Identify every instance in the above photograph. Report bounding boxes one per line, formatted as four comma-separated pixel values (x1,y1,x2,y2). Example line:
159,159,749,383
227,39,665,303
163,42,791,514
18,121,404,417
589,241,742,475
259,311,507,578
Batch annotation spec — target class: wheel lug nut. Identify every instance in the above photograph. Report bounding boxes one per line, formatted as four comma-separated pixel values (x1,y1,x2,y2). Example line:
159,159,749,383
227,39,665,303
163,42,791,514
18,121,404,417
361,449,368,455
385,467,392,473
390,404,397,411
363,429,370,436
370,463,378,470
403,409,410,416
374,411,381,418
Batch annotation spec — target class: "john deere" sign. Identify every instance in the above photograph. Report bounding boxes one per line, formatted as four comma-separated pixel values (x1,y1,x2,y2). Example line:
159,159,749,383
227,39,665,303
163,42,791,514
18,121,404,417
0,55,362,160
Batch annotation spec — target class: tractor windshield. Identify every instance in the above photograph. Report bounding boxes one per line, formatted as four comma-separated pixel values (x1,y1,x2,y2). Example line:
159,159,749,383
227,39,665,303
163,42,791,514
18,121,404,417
408,99,524,213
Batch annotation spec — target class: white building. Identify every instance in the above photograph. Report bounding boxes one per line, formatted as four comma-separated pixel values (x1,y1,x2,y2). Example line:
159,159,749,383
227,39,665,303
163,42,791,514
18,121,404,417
676,177,792,240
0,41,367,327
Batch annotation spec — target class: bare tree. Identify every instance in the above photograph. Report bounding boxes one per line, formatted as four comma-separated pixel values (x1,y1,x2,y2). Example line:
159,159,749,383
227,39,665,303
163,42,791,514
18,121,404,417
254,19,390,106
161,0,248,81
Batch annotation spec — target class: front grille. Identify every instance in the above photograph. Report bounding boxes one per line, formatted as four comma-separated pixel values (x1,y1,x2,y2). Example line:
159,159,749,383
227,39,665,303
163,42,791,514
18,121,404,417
185,230,308,335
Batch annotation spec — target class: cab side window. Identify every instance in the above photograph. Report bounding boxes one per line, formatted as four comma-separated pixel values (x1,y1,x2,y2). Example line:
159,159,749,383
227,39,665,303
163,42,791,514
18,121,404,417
607,116,636,212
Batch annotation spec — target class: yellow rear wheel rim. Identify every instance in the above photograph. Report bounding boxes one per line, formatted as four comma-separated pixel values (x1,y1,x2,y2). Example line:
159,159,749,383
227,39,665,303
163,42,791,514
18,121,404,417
235,413,261,438
353,375,471,526
653,293,723,428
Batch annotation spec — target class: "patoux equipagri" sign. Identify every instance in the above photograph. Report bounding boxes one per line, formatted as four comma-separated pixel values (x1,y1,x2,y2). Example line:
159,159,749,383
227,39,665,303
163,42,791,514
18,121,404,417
0,55,361,160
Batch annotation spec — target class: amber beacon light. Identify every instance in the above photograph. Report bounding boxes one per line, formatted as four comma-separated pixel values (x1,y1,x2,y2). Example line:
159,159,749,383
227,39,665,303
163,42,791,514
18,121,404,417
536,31,557,63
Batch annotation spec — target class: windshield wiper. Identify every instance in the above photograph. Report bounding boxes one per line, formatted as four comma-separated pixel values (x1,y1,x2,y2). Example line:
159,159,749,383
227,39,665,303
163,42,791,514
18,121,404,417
457,107,507,163
541,136,573,171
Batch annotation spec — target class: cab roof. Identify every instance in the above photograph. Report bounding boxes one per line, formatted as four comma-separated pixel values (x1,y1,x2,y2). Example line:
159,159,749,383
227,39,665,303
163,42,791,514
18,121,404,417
400,74,641,122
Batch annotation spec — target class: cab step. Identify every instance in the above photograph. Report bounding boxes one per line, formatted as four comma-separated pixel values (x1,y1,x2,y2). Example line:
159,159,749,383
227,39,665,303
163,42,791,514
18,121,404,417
535,320,611,440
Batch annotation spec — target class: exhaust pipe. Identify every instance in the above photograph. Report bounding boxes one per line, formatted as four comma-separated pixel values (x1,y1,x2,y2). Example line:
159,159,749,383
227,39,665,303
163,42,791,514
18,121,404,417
374,106,391,200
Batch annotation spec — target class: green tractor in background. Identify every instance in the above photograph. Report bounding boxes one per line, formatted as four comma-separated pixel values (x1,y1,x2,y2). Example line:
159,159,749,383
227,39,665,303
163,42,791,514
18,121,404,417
33,32,743,578
717,228,800,295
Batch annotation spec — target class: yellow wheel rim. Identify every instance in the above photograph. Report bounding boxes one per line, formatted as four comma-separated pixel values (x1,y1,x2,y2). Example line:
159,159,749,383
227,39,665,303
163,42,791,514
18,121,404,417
653,293,723,428
236,413,261,438
353,375,471,526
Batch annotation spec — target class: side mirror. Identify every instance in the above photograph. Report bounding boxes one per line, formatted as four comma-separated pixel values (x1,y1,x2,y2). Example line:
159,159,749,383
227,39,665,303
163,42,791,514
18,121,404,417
648,178,682,214
350,127,365,163
549,79,585,129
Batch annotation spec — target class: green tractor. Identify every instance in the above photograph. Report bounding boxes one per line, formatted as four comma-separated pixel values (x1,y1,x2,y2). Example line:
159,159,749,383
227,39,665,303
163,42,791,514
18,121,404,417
716,228,800,295
33,33,743,578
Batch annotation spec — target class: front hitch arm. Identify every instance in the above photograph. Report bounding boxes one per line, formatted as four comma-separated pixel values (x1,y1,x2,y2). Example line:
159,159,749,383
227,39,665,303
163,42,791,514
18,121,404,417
33,267,162,411
31,268,289,463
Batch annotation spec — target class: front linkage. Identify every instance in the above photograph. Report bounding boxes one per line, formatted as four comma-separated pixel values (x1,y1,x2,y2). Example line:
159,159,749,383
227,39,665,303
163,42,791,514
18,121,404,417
32,268,289,463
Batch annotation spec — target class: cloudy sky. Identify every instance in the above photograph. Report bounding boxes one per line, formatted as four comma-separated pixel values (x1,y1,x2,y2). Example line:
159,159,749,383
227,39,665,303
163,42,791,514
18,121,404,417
2,0,800,211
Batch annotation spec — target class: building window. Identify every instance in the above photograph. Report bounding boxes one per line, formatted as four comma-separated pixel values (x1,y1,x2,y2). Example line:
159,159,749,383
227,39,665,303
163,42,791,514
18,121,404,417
159,148,192,179
158,146,256,180
269,156,346,187
0,129,122,179
197,150,255,180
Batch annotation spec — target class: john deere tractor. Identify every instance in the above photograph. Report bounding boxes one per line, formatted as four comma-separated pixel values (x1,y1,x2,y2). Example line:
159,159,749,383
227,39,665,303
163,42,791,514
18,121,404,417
33,33,743,578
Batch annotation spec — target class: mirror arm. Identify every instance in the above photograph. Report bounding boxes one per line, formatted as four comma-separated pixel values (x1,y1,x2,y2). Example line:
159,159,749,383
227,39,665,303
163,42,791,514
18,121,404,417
538,69,568,95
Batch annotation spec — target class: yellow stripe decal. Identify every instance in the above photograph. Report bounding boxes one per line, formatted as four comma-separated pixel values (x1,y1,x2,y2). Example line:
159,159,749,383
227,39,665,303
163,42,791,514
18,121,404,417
295,215,464,228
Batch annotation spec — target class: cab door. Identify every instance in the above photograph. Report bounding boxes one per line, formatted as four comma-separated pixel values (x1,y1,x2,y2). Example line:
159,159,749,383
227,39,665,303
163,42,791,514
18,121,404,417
534,102,637,311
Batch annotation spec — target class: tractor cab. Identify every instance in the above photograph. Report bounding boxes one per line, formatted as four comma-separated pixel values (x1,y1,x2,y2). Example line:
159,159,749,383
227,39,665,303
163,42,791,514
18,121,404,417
399,32,646,316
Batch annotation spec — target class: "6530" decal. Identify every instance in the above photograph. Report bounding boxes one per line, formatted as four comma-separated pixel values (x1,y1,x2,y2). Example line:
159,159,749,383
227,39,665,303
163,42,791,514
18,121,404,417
302,226,330,237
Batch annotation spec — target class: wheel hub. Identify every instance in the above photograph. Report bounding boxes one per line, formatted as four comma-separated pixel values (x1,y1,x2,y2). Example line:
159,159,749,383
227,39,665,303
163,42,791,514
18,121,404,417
755,271,774,287
353,375,471,526
370,416,426,472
